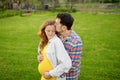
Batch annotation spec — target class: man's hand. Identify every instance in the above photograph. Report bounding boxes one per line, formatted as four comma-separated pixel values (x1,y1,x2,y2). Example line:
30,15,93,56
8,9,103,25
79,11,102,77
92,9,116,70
43,71,52,79
37,54,44,62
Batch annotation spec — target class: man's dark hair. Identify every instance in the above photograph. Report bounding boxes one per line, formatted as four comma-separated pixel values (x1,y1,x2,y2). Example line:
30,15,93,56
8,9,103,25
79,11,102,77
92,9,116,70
56,12,74,30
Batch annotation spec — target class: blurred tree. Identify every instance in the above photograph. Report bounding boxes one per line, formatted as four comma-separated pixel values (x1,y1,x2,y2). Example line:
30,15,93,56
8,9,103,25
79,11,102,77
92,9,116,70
104,0,119,3
24,0,29,10
66,0,79,12
38,0,59,10
0,0,7,9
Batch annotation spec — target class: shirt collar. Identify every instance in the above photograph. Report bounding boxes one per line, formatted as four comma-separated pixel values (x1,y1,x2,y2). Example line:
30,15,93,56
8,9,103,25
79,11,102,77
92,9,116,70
48,35,57,43
63,30,73,42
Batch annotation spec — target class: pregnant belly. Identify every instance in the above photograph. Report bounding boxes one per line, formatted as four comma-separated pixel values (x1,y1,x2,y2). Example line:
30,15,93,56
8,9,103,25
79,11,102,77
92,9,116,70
38,59,53,74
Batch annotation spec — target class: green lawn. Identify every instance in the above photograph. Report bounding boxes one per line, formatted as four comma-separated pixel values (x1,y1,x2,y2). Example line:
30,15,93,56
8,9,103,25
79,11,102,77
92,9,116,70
0,12,120,80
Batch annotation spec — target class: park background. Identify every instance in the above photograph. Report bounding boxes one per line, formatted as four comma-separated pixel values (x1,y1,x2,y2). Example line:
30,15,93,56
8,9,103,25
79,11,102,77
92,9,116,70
0,0,120,80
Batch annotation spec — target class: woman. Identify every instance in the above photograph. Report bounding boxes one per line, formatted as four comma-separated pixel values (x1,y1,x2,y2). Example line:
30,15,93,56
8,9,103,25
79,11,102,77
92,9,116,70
37,20,72,80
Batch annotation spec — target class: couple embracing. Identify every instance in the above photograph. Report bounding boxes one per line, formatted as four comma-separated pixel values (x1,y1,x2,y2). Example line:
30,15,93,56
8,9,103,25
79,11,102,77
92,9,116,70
37,12,82,80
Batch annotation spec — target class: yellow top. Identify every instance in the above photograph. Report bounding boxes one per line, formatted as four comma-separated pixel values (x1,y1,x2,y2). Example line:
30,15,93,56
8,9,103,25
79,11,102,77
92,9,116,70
38,46,56,80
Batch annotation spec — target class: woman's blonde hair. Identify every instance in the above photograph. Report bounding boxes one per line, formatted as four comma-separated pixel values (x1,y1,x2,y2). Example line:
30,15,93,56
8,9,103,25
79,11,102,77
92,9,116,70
38,20,55,51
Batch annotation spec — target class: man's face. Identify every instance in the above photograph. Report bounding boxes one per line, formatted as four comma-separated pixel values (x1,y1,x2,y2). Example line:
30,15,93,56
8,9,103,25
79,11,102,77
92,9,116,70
55,18,63,33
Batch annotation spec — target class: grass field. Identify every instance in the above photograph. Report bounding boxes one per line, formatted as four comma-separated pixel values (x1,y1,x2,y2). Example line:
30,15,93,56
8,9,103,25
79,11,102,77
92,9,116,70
0,12,120,80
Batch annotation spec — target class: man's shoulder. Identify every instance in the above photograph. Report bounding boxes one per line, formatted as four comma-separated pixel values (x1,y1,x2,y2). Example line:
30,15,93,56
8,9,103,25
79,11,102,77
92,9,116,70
69,35,82,43
65,31,82,47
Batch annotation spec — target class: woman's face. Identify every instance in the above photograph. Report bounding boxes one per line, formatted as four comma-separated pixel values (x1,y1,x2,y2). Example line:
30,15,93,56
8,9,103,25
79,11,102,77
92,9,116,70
45,25,56,40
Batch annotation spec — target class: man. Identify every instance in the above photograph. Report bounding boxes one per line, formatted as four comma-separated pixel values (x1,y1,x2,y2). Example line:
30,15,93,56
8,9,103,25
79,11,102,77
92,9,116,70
55,12,83,80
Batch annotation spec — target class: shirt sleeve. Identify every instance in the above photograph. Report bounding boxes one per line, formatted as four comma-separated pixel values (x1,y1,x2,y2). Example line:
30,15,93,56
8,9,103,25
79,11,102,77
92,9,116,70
49,39,72,77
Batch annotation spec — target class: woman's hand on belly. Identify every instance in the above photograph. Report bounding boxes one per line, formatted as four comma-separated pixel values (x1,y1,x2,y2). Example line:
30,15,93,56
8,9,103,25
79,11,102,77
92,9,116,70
43,71,52,80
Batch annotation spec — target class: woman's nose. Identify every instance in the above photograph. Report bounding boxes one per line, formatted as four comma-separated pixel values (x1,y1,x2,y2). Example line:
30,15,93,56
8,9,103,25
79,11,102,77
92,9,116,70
49,32,52,35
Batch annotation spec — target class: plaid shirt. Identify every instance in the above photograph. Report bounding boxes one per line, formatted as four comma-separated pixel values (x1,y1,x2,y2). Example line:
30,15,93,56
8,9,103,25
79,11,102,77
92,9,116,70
60,31,82,80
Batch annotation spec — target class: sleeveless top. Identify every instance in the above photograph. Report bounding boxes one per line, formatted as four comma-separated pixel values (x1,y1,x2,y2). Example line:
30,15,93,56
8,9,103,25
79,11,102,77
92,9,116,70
38,46,56,80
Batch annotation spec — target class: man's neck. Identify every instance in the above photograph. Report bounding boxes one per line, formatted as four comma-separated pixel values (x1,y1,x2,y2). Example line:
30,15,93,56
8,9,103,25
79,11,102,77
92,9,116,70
60,30,71,40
